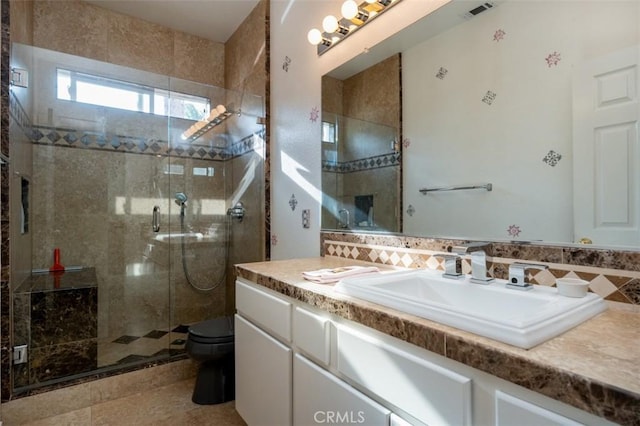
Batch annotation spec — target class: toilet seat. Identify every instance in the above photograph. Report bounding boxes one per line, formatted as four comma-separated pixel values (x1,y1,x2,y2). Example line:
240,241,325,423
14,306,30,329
188,316,234,344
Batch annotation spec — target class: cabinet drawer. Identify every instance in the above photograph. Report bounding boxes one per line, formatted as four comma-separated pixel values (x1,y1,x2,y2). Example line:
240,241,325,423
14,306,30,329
236,279,292,342
294,354,390,426
293,306,331,366
495,391,584,426
337,325,472,426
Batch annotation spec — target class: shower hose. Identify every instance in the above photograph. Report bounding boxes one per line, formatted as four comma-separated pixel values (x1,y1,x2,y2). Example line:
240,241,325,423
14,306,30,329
179,210,229,292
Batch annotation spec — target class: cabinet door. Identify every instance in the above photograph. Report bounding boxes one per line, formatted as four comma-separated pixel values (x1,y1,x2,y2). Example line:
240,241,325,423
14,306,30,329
496,391,584,426
337,325,472,426
293,354,390,426
235,315,292,426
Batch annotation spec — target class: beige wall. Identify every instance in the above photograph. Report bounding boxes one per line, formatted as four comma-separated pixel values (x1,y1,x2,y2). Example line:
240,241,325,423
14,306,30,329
225,0,267,98
321,76,343,116
223,0,268,313
32,0,224,87
343,54,400,129
9,0,33,45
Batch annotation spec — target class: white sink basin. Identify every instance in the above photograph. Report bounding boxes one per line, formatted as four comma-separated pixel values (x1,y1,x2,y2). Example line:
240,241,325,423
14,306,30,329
334,269,607,349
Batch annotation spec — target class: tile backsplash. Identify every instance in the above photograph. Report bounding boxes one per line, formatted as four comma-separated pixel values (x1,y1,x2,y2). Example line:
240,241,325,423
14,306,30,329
321,232,640,305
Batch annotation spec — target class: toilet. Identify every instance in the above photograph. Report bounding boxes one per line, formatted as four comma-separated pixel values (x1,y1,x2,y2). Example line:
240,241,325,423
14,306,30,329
185,316,235,405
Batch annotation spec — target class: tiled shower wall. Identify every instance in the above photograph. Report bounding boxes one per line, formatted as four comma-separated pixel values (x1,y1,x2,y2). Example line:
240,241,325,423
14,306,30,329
321,231,640,306
31,0,225,87
2,0,269,400
223,0,269,314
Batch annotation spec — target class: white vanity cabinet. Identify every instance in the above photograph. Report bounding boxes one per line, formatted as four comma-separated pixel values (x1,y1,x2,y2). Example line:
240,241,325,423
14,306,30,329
235,280,293,426
235,278,615,426
293,353,391,425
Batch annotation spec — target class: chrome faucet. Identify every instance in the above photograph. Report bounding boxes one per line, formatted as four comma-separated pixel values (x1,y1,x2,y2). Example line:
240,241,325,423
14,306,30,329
507,262,548,291
338,209,350,228
434,254,463,280
451,242,494,284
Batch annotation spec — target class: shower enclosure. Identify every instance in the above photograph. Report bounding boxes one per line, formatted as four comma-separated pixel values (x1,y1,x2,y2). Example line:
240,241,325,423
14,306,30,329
7,43,265,395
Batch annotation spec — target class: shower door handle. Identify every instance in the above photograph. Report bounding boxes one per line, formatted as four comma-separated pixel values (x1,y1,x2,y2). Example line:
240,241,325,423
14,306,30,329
152,206,160,232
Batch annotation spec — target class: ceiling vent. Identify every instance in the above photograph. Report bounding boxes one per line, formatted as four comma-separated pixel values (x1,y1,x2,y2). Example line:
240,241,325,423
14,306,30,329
463,2,496,19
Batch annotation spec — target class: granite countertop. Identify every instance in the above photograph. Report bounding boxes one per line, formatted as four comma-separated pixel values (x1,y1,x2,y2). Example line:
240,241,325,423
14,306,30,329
236,257,640,426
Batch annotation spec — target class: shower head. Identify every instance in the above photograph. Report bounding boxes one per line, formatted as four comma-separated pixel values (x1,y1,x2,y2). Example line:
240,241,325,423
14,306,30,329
174,192,188,207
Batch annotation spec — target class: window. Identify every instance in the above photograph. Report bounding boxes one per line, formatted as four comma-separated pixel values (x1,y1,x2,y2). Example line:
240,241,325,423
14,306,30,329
322,120,337,144
56,69,210,120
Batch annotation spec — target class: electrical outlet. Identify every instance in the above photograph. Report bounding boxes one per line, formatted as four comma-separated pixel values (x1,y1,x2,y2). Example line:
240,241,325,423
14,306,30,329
302,209,310,228
13,345,27,365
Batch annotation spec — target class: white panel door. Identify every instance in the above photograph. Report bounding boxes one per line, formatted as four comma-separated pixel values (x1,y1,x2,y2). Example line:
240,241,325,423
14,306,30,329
235,315,292,426
293,354,391,426
495,391,583,426
573,46,640,246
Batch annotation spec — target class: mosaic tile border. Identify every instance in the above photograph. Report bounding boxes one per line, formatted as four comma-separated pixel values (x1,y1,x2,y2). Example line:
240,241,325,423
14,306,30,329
322,152,401,173
31,125,264,161
10,92,264,161
321,232,640,305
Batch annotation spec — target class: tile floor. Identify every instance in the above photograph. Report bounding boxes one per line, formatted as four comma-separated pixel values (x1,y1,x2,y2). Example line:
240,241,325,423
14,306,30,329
98,325,190,367
14,378,246,426
3,359,246,426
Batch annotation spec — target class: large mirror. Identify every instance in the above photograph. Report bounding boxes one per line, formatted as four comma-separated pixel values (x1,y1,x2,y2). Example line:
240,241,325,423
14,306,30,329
321,0,640,249
321,54,401,233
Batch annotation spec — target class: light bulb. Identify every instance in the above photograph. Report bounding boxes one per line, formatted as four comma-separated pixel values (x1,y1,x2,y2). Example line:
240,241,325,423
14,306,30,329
366,0,377,3
307,28,323,45
322,15,339,33
341,0,359,19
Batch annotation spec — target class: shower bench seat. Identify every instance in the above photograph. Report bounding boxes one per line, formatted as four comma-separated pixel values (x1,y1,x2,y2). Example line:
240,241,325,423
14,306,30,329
13,267,98,389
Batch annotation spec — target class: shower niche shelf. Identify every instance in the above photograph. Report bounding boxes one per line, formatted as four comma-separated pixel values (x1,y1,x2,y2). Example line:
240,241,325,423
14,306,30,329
183,109,240,143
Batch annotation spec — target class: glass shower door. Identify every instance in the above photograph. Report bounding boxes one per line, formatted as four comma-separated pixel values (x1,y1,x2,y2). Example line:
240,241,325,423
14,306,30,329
10,44,174,393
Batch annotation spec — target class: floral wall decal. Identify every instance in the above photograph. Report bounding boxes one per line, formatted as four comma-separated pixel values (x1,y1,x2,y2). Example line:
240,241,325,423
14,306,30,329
406,204,415,217
282,56,291,72
435,67,448,79
543,150,562,166
402,138,411,149
545,51,561,67
271,234,278,246
507,224,522,237
289,193,298,211
482,91,497,105
493,29,506,42
309,106,319,122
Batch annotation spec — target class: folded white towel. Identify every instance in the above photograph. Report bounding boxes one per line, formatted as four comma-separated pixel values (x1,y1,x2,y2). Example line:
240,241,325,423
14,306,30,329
302,266,379,284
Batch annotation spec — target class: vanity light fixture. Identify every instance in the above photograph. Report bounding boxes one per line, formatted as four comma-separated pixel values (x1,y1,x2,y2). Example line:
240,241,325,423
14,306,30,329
308,0,403,55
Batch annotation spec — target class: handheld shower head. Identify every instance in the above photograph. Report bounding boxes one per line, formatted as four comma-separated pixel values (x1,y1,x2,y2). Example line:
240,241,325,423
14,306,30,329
174,192,188,207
